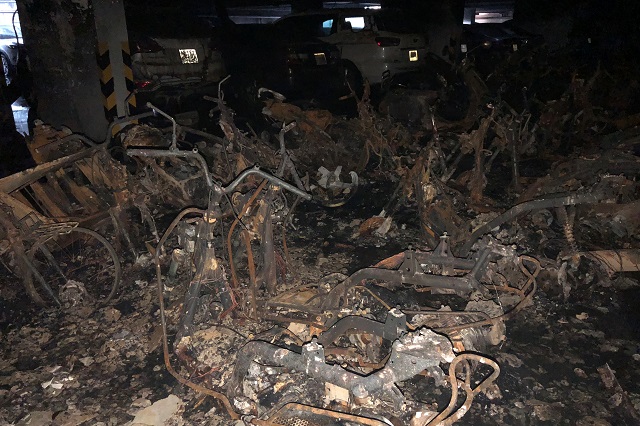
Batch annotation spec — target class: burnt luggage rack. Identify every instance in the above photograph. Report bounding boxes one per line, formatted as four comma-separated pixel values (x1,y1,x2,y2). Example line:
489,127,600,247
0,136,125,307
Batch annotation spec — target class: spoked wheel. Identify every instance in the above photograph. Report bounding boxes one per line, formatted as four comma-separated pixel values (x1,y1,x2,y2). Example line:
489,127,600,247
27,227,121,307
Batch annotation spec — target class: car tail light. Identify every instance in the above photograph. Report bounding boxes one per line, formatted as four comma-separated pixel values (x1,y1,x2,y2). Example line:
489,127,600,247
135,80,154,89
133,37,163,54
375,37,400,47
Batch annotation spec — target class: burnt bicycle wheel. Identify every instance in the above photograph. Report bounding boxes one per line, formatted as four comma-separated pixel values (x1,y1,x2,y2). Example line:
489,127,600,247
27,227,121,306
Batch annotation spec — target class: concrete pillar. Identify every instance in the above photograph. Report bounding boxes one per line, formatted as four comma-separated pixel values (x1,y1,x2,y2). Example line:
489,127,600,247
15,0,129,141
93,0,134,120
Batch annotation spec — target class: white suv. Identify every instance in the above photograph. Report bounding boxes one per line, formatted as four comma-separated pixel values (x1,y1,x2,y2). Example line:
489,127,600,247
274,9,427,87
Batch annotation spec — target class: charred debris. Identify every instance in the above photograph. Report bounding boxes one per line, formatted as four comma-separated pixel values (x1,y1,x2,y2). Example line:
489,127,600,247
0,47,639,426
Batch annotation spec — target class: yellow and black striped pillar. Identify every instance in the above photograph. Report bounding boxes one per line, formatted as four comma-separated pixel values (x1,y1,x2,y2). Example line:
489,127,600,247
121,41,137,115
94,0,133,132
97,41,117,121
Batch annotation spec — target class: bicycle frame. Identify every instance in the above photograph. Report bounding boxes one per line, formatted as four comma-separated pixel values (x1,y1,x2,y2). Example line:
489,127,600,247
126,139,310,335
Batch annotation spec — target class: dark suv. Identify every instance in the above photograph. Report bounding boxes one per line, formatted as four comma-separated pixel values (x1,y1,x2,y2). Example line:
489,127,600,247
459,22,544,75
213,22,344,101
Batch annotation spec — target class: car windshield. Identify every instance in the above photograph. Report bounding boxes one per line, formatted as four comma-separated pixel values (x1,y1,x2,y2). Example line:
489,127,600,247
0,25,21,40
467,24,516,40
275,15,335,39
342,15,370,31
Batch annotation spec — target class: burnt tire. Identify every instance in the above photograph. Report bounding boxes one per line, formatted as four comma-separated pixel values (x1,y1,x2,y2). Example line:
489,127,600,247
1,53,14,86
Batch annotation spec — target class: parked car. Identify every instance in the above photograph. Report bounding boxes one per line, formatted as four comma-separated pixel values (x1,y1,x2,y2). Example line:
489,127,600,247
459,22,544,74
125,8,225,124
0,24,23,85
129,33,225,91
213,23,344,101
273,8,428,89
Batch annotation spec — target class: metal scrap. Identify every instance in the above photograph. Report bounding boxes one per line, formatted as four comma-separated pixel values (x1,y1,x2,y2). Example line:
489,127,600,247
584,249,640,276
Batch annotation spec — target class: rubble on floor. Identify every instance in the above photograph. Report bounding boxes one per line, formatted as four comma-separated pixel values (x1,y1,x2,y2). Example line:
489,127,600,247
0,47,639,426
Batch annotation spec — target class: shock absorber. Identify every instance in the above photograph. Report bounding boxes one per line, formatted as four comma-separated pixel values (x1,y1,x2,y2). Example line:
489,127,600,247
557,205,577,253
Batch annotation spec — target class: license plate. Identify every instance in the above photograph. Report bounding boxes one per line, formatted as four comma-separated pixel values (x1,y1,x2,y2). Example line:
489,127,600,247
409,50,418,62
314,52,327,65
179,49,198,64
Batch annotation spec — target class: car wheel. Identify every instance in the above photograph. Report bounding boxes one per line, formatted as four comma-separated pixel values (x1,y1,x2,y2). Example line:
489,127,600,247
343,61,363,97
1,53,14,86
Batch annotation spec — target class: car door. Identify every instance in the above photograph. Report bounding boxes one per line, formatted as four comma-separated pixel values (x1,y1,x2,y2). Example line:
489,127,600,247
320,13,381,83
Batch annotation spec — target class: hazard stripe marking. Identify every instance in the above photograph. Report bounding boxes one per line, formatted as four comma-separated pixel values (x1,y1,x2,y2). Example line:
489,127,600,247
97,41,116,121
